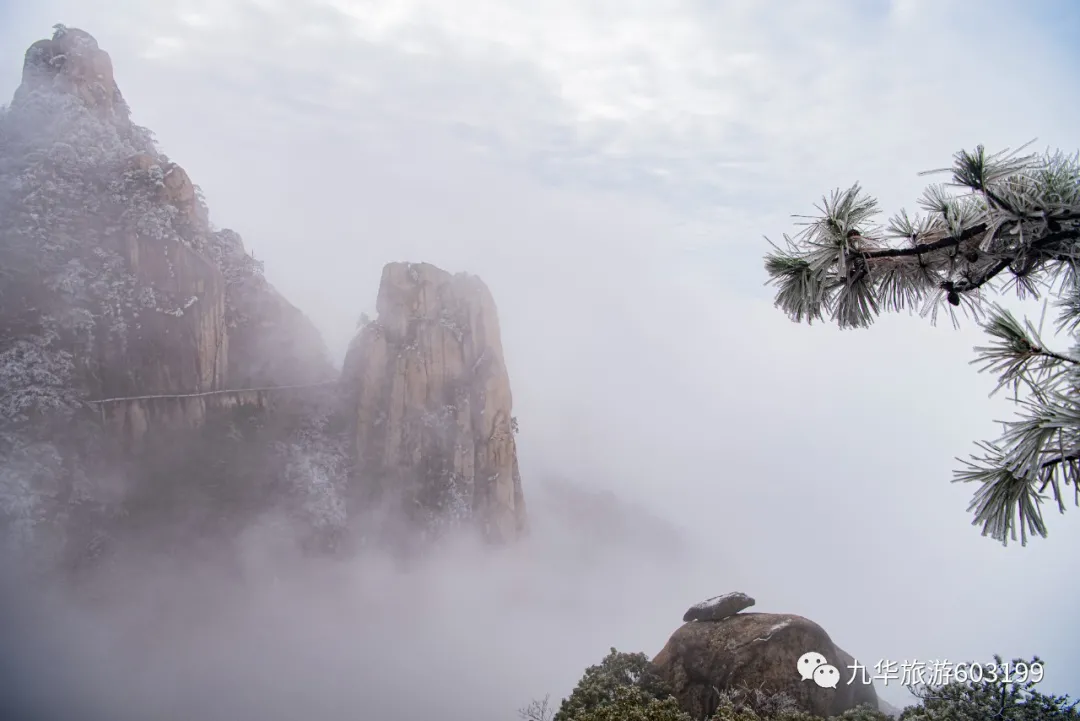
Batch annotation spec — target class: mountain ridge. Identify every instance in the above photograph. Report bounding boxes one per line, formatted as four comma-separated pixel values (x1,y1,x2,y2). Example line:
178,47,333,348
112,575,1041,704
0,25,527,567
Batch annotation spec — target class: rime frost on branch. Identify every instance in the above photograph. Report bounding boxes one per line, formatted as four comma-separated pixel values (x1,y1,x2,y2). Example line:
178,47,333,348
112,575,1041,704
764,145,1080,545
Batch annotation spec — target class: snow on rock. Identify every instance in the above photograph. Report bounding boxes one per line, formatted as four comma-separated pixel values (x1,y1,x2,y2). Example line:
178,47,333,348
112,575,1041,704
683,591,756,622
654,612,881,718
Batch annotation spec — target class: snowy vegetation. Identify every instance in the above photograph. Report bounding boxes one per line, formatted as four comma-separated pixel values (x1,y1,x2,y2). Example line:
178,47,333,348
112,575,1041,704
533,649,1078,721
765,145,1080,545
0,77,153,556
0,25,342,567
276,400,352,546
205,228,267,329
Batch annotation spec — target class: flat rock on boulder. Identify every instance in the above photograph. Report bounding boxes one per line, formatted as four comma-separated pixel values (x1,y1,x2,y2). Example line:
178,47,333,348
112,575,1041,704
651,612,879,719
683,592,755,622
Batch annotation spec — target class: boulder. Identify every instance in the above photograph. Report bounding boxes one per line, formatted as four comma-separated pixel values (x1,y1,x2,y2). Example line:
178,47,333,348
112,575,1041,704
651,612,879,719
683,592,755,622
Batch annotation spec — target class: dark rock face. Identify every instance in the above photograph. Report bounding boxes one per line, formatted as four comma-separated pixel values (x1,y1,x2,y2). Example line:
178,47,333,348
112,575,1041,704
682,592,756,622
651,612,879,719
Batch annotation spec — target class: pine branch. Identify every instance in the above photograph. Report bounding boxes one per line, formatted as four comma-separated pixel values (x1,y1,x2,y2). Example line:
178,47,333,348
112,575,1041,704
972,307,1080,397
956,388,1080,545
764,145,1080,544
858,222,990,259
860,225,1078,286
1041,448,1080,473
948,270,1007,303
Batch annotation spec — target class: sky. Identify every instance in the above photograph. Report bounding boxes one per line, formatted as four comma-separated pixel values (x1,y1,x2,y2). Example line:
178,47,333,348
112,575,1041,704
1,0,1079,718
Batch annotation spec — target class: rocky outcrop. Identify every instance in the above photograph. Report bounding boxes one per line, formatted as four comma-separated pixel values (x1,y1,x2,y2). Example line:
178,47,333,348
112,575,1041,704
652,612,879,719
0,26,345,564
14,25,127,121
107,155,227,398
683,592,756,622
127,152,209,230
3,26,332,409
1,26,528,563
342,262,527,545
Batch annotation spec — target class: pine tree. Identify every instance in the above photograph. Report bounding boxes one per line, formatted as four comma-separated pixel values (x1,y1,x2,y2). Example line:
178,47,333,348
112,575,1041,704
550,649,676,721
763,144,1080,545
900,656,1078,720
535,649,890,721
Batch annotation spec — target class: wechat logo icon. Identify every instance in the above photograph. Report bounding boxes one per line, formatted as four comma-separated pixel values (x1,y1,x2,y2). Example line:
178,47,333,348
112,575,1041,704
798,651,840,689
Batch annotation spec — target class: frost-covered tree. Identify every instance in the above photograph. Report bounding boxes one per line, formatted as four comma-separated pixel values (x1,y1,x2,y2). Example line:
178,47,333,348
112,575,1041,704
0,73,160,552
528,648,892,721
900,656,1078,721
764,145,1080,545
276,400,351,547
519,649,684,721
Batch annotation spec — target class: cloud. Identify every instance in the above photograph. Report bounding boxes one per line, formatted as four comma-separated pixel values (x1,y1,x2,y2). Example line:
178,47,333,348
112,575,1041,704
1,0,1080,716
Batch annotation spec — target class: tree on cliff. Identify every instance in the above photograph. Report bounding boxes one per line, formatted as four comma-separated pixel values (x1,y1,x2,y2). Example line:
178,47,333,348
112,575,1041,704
763,144,1080,546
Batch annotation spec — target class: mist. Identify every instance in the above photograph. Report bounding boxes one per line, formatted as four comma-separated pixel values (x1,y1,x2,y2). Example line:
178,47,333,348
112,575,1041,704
1,0,1080,720
0,485,718,721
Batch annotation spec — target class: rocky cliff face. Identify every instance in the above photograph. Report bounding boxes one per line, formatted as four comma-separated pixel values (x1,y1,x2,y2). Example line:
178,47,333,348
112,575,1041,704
1,25,333,408
0,27,528,563
0,26,338,562
342,262,528,545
